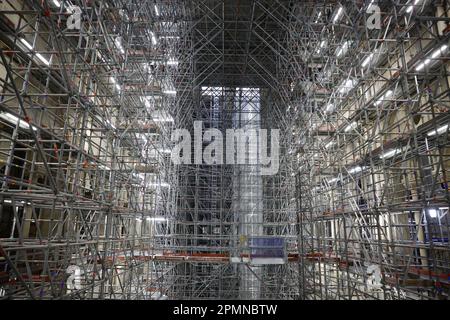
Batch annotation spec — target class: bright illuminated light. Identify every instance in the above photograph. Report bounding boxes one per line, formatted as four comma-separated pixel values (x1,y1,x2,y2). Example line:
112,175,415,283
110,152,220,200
333,7,343,23
160,36,180,40
115,37,125,55
147,217,167,222
431,49,441,59
110,77,121,91
52,0,61,7
416,44,448,71
167,59,179,66
36,53,50,65
150,182,170,188
380,148,401,159
98,164,112,171
153,116,174,123
361,53,374,67
328,177,339,184
374,90,393,106
0,112,37,131
406,0,420,13
325,141,335,149
316,40,326,54
385,90,393,98
348,166,365,174
326,103,334,113
427,124,448,137
344,122,357,132
20,38,33,50
150,31,158,45
337,41,351,57
428,208,438,218
106,119,116,129
315,11,322,23
339,79,356,94
163,90,176,95
415,62,425,71
154,5,160,16
21,38,50,65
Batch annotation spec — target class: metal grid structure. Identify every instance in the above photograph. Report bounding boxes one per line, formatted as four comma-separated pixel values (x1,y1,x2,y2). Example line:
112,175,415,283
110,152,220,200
0,0,448,300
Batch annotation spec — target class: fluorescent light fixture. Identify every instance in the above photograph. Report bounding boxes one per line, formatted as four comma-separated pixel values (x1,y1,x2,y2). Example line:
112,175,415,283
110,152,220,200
328,177,339,184
36,53,50,65
428,208,438,218
52,0,61,7
416,44,448,71
316,40,326,54
115,37,125,55
315,11,322,23
325,103,335,113
344,122,357,132
427,124,448,137
153,116,174,123
110,77,121,91
150,31,158,45
0,112,37,131
98,164,112,171
160,35,180,40
163,90,176,95
348,166,364,174
20,38,33,50
339,79,356,94
361,53,374,67
138,134,148,144
374,90,393,106
416,62,425,71
337,41,351,57
380,148,401,159
154,5,160,16
431,49,441,59
147,217,167,222
325,141,335,149
166,59,179,66
150,182,170,188
20,38,50,65
105,119,116,129
406,0,420,13
333,7,343,23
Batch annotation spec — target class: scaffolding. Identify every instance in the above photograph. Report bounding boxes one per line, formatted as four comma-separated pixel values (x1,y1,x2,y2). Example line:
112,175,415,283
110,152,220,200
292,1,450,300
0,0,449,300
